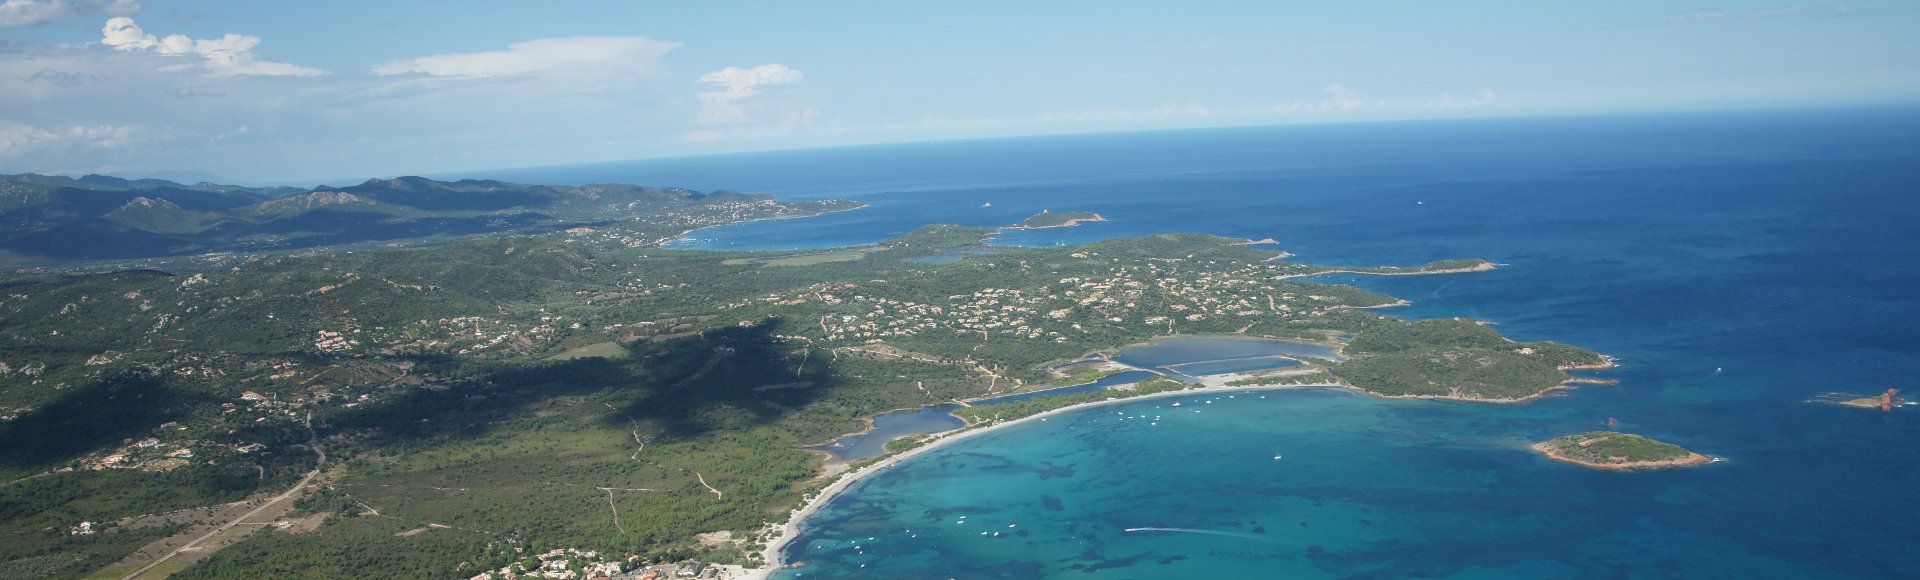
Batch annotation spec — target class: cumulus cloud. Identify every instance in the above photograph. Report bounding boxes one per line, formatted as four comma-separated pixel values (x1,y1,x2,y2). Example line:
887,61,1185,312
696,64,803,124
0,0,139,28
101,16,319,76
373,36,680,79
1275,83,1379,114
1422,88,1497,110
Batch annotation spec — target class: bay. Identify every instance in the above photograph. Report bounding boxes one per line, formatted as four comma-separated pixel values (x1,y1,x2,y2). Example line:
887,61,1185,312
485,107,1920,578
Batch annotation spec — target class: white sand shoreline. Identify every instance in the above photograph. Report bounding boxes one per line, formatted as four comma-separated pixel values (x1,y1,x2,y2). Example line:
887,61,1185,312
743,380,1347,578
742,329,1603,576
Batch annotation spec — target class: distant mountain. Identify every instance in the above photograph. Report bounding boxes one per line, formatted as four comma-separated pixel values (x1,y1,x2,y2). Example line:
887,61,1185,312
0,173,852,267
103,196,214,234
235,191,385,221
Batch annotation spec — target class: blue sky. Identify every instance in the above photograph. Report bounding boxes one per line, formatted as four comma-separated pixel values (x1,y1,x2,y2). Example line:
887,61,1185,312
1,1,1915,183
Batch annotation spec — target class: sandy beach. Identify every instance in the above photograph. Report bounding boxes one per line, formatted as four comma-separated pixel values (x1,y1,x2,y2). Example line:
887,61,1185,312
743,334,1612,576
743,379,1348,578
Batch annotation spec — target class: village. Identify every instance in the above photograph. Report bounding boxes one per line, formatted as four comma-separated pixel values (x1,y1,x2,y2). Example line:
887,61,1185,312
465,547,744,580
780,251,1373,344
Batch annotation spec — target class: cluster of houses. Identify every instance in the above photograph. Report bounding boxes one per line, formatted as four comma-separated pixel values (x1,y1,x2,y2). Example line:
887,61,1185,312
794,252,1351,345
466,548,735,580
90,435,203,470
312,329,359,353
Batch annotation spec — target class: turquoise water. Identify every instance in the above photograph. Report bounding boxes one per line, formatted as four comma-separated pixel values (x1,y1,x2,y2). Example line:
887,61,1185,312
814,371,1162,463
1114,337,1345,366
785,388,1813,578
487,107,1920,578
1164,356,1301,377
967,370,1163,407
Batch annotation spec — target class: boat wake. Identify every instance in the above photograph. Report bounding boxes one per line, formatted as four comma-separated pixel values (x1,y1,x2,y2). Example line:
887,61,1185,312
1122,527,1284,543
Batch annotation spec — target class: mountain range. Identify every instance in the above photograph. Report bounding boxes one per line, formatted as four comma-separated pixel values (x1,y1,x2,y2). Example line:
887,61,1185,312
0,174,791,265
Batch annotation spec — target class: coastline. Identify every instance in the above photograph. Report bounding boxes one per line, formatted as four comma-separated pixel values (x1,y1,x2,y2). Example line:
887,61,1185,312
1529,442,1714,470
746,367,1590,577
1275,262,1498,279
745,380,1347,578
665,202,870,247
1371,385,1571,405
745,330,1613,576
1079,332,1351,361
997,213,1107,231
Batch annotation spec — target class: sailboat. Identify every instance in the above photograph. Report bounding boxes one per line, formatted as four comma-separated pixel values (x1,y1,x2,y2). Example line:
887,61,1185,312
1272,450,1283,461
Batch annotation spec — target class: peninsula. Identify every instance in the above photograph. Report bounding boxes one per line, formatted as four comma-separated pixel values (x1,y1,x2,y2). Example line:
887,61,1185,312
1002,209,1105,230
1531,432,1712,470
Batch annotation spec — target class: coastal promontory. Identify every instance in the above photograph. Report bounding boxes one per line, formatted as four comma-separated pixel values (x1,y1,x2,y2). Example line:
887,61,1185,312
1003,210,1105,230
1532,432,1711,470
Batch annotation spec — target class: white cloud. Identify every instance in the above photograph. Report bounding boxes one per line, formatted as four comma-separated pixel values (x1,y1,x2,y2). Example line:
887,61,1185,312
696,64,803,124
1422,88,1497,110
373,36,680,79
684,105,819,142
1275,83,1380,114
0,121,135,155
101,16,320,76
0,0,138,28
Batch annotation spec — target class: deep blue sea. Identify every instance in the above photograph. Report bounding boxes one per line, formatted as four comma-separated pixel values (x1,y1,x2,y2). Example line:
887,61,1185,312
482,107,1920,578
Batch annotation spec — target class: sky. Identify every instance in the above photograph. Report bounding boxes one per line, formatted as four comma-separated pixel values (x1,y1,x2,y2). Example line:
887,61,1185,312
0,1,1916,184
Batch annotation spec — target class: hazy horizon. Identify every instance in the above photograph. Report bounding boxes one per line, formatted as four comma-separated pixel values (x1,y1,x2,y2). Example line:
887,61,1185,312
4,1,1916,183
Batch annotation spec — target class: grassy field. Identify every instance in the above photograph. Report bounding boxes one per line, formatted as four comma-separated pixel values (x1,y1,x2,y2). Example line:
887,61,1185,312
547,342,631,361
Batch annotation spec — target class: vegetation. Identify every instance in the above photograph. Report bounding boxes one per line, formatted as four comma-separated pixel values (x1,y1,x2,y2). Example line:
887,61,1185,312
952,378,1189,425
1224,369,1336,387
0,173,858,267
1534,432,1702,468
1005,210,1103,229
0,176,1609,577
1333,318,1606,400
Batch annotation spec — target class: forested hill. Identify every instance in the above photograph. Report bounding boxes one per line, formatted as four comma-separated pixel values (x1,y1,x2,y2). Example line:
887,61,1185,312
0,173,858,267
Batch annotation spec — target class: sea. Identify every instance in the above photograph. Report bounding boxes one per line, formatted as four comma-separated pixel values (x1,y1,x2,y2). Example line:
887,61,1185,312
479,107,1920,578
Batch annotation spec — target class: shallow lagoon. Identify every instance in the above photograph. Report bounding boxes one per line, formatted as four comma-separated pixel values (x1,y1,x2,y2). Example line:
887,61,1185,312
1113,336,1344,366
810,371,1162,463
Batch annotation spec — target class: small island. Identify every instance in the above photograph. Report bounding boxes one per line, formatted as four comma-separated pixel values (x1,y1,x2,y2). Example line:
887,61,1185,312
1833,388,1903,411
1003,210,1106,230
1532,432,1712,470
